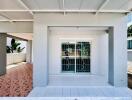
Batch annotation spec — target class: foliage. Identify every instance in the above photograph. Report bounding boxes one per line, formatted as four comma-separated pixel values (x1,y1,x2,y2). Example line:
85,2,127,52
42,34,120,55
128,25,132,36
17,47,25,53
6,39,25,53
6,46,11,53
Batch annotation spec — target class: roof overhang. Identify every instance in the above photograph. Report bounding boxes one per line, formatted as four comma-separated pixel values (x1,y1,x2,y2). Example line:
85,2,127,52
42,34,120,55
0,0,131,22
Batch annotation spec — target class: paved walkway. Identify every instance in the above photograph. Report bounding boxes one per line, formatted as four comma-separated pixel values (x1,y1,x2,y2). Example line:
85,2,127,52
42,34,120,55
0,63,32,96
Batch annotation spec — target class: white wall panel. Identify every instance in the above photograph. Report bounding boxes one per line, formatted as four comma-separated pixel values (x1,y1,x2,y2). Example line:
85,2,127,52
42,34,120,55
33,13,127,87
49,28,108,82
0,22,33,33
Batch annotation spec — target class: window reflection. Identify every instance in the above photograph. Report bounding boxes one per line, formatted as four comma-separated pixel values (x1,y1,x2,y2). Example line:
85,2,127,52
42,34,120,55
61,41,90,73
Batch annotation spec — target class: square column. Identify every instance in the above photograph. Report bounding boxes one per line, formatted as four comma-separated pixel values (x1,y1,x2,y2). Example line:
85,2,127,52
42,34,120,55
26,40,32,63
108,17,127,87
33,23,48,87
0,33,6,76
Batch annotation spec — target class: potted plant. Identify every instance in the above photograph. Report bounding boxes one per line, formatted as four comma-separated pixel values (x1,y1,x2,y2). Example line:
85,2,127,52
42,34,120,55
6,39,25,53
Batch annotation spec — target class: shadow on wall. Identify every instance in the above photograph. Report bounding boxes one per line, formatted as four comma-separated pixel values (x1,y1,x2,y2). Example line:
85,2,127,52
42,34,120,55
128,74,132,89
128,51,132,62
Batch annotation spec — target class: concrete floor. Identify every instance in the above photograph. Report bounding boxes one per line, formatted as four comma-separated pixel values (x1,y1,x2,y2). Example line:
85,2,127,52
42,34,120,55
0,63,32,96
28,86,132,98
29,75,132,97
1,63,132,98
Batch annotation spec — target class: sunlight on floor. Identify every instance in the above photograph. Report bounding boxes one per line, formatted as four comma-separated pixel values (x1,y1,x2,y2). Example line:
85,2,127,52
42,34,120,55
7,62,27,69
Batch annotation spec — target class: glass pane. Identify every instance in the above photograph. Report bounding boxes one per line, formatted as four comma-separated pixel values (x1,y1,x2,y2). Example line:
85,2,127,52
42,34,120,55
131,40,132,49
62,58,75,72
129,40,131,49
62,42,75,56
128,40,129,49
76,42,90,57
128,40,130,49
61,42,75,72
128,40,132,49
76,42,81,57
76,58,90,72
76,42,90,73
61,41,91,73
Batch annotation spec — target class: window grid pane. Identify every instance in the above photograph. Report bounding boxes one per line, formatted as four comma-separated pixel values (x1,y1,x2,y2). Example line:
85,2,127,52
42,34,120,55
128,40,132,49
61,41,90,73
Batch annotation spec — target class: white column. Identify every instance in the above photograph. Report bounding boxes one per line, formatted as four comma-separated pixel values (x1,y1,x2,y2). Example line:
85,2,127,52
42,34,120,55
108,17,127,87
33,23,48,87
0,33,6,76
26,40,32,63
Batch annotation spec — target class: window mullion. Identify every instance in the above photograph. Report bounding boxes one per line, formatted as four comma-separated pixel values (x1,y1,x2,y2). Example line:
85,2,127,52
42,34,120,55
75,41,76,73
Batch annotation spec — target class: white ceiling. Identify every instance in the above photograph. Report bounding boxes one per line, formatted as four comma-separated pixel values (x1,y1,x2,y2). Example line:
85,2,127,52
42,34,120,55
0,0,131,22
7,33,33,40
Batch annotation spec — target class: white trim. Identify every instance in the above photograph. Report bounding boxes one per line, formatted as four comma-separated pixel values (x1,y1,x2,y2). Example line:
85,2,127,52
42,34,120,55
96,0,109,15
60,38,93,42
0,19,33,22
62,0,66,15
0,13,12,22
0,9,130,22
75,41,76,73
128,50,132,52
17,0,33,15
0,9,130,13
127,37,132,40
49,26,108,31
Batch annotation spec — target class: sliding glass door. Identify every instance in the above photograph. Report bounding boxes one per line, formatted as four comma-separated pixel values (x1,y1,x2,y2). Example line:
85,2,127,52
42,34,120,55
61,41,90,73
76,42,90,72
61,42,75,72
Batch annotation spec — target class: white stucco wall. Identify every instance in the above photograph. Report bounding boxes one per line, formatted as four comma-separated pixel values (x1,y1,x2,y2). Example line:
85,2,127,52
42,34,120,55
26,40,32,63
98,33,109,80
49,28,108,81
127,51,132,68
7,53,26,65
128,51,132,62
0,22,33,33
33,13,127,87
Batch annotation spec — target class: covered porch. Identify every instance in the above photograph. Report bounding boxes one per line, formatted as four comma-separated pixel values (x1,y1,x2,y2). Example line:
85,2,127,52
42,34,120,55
31,17,130,97
0,0,131,98
31,13,130,97
33,13,128,87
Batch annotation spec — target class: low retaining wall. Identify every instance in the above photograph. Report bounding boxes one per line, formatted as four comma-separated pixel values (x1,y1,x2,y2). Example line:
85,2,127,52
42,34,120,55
7,53,26,65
